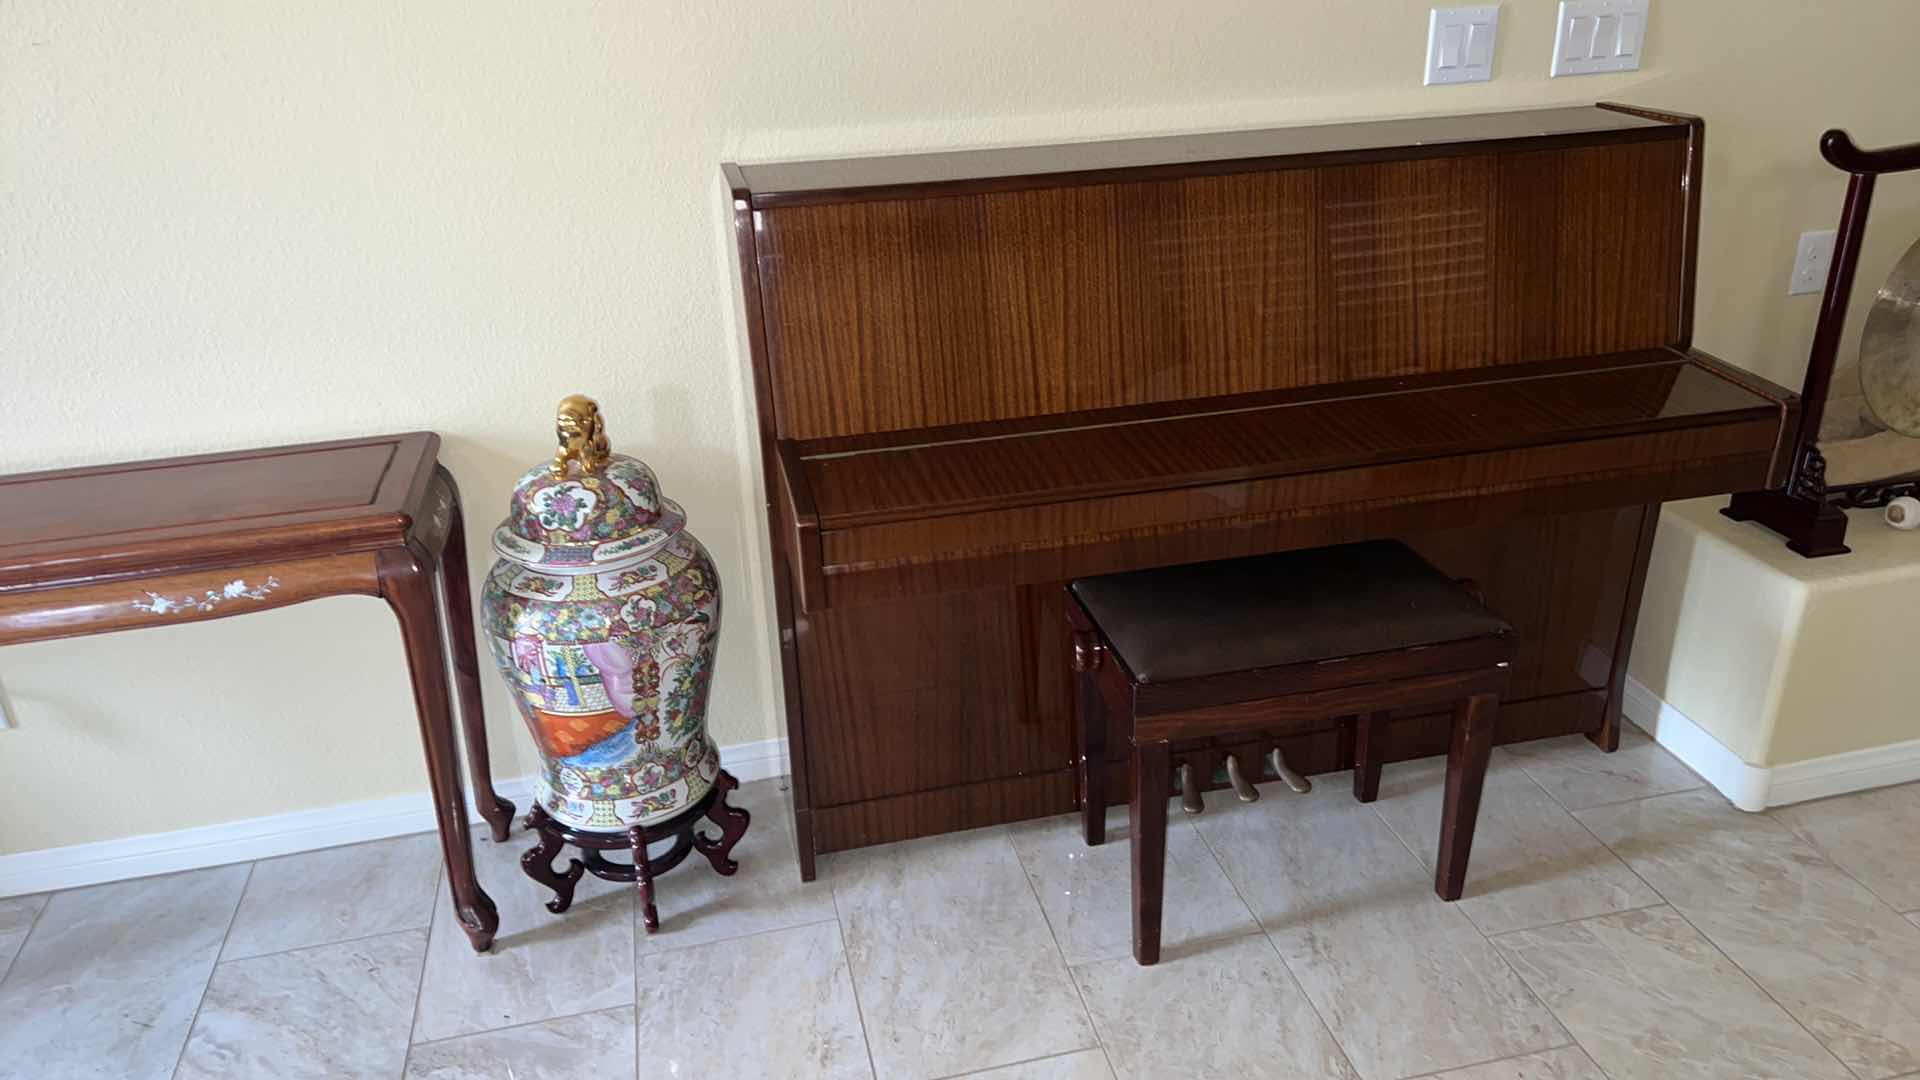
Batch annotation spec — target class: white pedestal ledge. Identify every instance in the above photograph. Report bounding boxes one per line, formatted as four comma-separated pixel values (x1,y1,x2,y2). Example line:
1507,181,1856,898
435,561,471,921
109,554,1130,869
1626,496,1920,810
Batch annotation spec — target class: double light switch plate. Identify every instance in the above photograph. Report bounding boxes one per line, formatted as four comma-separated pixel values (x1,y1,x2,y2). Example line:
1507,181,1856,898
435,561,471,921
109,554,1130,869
1425,6,1500,86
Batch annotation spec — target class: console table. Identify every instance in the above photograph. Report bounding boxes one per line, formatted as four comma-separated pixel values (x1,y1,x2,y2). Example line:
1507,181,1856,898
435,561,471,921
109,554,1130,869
0,432,513,952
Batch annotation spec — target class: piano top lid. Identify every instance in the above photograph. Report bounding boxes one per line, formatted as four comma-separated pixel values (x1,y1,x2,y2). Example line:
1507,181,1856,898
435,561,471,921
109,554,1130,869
727,104,1688,208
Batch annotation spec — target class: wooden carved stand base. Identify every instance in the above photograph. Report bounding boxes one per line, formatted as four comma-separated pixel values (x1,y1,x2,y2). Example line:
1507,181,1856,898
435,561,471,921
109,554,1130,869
520,769,750,932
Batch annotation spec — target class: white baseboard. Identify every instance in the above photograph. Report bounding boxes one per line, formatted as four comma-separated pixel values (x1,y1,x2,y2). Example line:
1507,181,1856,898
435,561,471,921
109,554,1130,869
0,738,788,898
1621,676,1920,811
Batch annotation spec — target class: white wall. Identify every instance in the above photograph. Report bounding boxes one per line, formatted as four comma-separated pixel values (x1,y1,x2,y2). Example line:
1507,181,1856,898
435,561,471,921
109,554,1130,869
5,1,1918,851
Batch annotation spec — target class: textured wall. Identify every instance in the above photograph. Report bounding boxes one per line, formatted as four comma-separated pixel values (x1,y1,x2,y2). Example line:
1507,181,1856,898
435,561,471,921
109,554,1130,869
4,1,1917,850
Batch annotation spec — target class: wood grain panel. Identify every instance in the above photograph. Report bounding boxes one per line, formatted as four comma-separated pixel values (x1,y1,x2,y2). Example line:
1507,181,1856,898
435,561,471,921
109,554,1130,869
813,771,1077,852
796,585,1065,807
759,138,1688,440
1555,138,1686,356
1406,508,1640,700
1492,150,1563,362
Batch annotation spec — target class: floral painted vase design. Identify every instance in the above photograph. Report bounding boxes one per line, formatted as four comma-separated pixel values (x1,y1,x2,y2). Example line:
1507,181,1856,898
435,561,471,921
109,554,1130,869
481,396,722,833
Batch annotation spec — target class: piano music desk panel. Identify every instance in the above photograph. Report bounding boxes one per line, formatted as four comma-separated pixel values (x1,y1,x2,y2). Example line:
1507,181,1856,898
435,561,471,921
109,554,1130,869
726,106,1798,871
757,139,1684,441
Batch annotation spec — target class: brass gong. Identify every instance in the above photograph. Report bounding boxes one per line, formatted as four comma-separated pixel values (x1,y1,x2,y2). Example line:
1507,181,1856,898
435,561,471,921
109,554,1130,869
1860,234,1920,436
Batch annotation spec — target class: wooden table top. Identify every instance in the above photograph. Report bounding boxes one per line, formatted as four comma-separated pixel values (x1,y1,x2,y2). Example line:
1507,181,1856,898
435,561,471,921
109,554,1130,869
0,432,442,592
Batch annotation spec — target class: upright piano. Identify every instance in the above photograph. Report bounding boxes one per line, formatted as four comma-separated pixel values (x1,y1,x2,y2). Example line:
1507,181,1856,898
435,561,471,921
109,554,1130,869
723,104,1798,878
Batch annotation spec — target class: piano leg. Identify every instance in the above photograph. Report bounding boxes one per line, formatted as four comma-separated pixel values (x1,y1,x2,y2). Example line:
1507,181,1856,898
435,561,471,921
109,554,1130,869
1593,502,1662,753
1352,711,1388,802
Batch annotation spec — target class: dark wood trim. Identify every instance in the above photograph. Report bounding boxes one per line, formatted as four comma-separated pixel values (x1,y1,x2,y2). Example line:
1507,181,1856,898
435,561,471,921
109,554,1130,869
433,466,514,843
1436,693,1499,901
0,431,438,594
1593,503,1663,750
727,173,820,881
1134,665,1511,743
1820,129,1920,174
378,546,498,952
775,440,826,613
1129,739,1170,965
1599,103,1704,348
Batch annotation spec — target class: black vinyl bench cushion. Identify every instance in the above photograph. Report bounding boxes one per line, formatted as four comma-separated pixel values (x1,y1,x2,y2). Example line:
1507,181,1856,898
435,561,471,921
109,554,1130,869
1067,540,1513,684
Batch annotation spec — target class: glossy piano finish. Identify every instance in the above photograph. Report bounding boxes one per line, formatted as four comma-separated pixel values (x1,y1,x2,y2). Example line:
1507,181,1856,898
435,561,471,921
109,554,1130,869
753,132,1688,441
724,105,1796,872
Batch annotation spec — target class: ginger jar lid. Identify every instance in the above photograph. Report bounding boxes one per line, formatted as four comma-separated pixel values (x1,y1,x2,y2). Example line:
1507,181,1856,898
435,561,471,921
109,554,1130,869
490,395,686,574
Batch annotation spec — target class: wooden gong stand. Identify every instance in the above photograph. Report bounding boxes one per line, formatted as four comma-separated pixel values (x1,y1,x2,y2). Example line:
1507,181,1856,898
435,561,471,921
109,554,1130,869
520,768,750,932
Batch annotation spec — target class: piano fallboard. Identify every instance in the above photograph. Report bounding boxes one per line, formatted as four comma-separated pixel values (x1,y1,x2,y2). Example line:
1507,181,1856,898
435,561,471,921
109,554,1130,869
779,349,1793,609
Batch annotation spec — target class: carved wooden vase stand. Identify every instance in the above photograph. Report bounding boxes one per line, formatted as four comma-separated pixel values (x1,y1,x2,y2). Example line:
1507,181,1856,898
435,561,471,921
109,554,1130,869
521,768,750,931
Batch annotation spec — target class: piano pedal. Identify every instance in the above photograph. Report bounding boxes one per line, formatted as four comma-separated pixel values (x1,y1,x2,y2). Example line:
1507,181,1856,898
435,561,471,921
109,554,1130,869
1268,748,1313,793
1226,753,1260,802
1177,762,1205,814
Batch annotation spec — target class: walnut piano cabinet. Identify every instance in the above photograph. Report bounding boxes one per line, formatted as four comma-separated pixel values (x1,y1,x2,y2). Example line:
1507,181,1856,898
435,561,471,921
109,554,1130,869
724,104,1799,878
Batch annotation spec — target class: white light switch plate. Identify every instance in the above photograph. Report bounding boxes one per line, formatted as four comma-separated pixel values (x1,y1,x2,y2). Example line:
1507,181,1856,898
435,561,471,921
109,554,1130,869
1551,0,1648,76
1789,229,1837,296
1426,6,1500,86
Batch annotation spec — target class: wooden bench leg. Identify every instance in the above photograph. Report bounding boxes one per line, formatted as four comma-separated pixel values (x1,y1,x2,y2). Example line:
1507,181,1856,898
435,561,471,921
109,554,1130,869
1353,710,1389,803
1080,671,1108,847
1130,739,1170,966
1436,692,1498,902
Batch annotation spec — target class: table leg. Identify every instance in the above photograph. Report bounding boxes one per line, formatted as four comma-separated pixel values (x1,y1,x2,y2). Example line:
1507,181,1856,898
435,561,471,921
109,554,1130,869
382,548,499,953
434,466,515,843
1079,670,1108,847
1130,739,1169,966
1435,692,1498,903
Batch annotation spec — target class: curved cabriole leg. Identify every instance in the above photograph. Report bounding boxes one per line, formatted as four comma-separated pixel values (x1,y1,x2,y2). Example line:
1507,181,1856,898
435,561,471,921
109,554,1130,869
693,769,750,877
381,548,499,953
433,467,515,843
520,806,585,914
629,825,661,933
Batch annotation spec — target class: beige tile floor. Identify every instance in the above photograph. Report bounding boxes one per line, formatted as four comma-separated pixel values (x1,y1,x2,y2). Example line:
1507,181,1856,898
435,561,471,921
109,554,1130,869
2,724,1918,1080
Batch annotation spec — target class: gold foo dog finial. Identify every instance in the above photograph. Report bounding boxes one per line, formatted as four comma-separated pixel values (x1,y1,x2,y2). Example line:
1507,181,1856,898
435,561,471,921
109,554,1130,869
551,394,612,478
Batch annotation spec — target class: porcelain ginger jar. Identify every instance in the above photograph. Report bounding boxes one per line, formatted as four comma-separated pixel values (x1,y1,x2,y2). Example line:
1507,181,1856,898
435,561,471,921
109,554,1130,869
482,395,722,833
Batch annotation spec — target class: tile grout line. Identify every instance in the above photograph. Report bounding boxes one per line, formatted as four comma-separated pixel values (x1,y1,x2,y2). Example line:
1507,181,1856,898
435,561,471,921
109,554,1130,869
1560,791,1856,1077
0,891,57,994
407,1001,635,1051
826,869,884,1080
638,915,840,958
1394,1042,1581,1080
1479,899,1671,943
1356,767,1574,1055
1657,898,1857,1079
1767,803,1920,920
924,1047,1109,1080
214,922,442,968
397,859,444,1078
1006,819,1116,1078
169,861,254,1080
1190,809,1366,1080
1505,722,1707,817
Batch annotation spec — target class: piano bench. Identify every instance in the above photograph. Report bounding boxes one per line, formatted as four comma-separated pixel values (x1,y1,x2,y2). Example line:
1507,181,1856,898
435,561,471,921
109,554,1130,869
1064,539,1516,966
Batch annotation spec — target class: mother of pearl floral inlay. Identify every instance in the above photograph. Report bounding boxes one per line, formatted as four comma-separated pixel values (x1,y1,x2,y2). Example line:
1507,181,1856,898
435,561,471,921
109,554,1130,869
133,577,282,615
